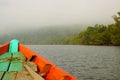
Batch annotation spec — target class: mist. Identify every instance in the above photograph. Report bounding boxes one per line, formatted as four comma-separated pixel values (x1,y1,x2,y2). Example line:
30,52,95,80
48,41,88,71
0,0,120,34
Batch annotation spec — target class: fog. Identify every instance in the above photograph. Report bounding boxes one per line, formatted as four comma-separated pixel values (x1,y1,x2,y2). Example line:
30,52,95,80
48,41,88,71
0,0,120,34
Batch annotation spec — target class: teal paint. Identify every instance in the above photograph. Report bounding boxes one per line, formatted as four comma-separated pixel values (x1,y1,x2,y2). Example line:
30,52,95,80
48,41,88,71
9,39,19,53
0,52,11,71
8,52,24,71
0,52,24,71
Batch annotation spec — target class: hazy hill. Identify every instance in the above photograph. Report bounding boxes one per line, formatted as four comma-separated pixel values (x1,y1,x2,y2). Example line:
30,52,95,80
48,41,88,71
0,26,83,44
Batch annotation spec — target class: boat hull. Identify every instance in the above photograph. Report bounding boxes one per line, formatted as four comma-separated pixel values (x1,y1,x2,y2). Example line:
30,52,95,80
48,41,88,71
0,42,77,80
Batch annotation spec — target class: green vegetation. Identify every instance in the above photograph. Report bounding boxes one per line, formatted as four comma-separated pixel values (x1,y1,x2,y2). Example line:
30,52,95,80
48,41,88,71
69,12,120,45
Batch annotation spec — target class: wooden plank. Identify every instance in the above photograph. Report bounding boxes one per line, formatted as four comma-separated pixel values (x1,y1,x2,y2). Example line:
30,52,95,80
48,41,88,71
24,64,45,80
0,52,11,59
0,52,11,71
15,71,33,80
0,52,11,79
9,61,23,71
2,72,17,80
9,52,24,71
26,62,37,72
1,64,37,80
0,61,10,71
0,72,4,79
15,64,34,80
12,52,25,60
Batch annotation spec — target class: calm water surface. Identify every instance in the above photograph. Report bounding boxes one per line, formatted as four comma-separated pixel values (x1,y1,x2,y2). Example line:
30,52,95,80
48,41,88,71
27,45,120,80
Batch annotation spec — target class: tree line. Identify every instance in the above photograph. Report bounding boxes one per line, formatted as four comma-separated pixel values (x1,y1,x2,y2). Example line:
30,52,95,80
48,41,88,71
68,12,120,45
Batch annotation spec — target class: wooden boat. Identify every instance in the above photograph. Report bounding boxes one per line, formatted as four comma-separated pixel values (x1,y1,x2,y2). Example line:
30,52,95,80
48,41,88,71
0,40,77,80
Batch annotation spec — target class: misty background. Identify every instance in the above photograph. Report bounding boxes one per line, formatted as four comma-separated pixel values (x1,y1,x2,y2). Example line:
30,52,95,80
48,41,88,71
0,0,120,44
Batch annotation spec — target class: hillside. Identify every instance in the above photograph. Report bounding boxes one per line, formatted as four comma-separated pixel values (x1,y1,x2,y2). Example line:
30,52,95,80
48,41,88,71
0,26,83,44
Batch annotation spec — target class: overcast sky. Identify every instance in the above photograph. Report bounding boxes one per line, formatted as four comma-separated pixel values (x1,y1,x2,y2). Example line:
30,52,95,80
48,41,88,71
0,0,120,33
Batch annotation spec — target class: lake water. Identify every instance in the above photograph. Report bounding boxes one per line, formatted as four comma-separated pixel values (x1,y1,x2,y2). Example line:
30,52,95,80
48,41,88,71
27,45,120,80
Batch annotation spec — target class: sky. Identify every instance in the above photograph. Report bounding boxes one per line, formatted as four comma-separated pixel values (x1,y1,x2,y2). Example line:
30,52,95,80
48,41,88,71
0,0,120,34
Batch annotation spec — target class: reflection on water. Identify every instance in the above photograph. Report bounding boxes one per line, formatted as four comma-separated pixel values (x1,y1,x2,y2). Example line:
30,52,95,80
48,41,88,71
27,45,120,80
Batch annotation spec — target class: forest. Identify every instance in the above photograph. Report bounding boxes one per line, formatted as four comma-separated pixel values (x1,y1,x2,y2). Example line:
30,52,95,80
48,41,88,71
68,12,120,45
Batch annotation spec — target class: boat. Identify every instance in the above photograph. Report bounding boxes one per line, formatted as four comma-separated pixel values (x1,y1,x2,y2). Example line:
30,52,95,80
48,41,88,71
0,39,77,80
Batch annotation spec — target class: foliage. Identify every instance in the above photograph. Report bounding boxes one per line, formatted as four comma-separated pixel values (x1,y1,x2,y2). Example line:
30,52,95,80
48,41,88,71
69,12,120,45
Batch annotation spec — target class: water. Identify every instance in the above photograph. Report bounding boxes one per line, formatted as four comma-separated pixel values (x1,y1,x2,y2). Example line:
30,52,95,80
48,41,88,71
27,45,120,80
